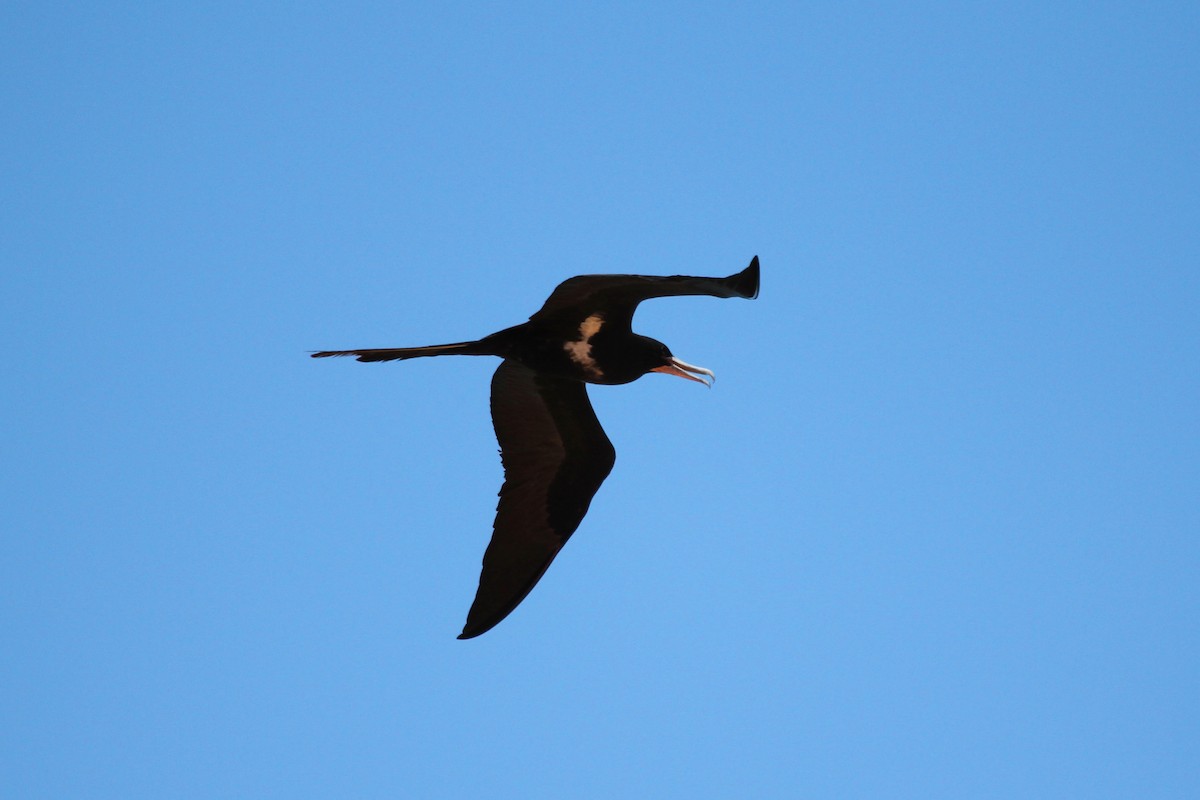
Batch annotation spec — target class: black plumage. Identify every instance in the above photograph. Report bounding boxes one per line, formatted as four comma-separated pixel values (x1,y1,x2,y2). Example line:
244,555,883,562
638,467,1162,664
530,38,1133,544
313,256,760,638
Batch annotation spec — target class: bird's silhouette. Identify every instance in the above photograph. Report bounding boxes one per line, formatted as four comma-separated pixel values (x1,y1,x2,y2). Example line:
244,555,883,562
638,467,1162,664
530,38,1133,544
313,256,760,638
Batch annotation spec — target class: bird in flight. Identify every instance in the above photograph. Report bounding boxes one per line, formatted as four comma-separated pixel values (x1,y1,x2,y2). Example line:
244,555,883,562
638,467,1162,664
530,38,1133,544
313,256,760,638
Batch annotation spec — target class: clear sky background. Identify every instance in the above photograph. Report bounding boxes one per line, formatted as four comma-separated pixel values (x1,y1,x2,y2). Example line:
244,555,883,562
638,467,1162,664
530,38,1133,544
3,3,1197,798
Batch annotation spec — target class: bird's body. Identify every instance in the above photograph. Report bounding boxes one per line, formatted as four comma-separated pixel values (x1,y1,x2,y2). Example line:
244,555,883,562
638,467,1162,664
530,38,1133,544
313,256,760,638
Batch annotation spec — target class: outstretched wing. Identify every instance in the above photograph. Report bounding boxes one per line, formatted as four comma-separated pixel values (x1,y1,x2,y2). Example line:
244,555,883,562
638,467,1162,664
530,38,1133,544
528,255,760,328
458,360,616,639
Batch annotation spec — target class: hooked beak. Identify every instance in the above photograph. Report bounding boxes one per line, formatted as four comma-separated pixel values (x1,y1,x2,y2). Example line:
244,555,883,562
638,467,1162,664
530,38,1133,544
651,356,715,388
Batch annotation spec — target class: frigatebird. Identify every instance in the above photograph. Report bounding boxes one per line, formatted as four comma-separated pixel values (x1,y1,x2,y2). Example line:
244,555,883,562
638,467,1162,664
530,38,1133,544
313,256,759,638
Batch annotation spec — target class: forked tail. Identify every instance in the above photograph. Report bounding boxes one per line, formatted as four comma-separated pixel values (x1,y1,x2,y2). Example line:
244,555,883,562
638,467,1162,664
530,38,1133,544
310,340,491,363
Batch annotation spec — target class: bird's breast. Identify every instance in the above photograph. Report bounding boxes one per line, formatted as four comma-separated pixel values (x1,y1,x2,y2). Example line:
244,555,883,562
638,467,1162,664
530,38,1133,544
561,313,607,381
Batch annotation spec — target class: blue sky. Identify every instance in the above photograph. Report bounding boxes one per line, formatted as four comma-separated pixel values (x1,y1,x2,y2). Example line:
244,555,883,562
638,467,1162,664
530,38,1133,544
3,3,1197,797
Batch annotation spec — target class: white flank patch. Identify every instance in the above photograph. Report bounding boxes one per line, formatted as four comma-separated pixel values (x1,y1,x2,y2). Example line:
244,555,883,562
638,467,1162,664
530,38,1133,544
563,313,605,378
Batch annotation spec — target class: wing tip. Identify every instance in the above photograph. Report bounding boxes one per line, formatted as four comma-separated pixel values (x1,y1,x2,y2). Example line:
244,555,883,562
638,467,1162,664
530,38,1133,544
457,618,498,640
731,254,760,299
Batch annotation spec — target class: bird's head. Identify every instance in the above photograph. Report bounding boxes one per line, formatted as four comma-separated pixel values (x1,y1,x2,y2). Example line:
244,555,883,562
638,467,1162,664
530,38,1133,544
644,338,715,388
